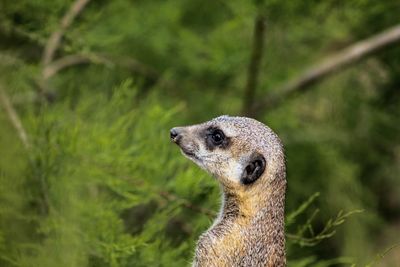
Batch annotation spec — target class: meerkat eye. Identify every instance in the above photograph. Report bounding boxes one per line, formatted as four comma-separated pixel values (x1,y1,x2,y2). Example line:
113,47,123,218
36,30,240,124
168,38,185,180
204,127,230,150
210,129,225,145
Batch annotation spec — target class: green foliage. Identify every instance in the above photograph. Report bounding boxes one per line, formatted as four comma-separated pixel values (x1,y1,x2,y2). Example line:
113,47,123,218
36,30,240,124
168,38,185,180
286,193,364,247
1,82,216,266
1,0,400,266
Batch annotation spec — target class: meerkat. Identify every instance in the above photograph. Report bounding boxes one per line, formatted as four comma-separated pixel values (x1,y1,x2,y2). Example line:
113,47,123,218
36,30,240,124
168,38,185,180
170,115,286,267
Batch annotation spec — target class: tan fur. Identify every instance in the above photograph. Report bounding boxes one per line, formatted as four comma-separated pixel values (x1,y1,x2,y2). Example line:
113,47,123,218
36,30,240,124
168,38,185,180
171,115,286,267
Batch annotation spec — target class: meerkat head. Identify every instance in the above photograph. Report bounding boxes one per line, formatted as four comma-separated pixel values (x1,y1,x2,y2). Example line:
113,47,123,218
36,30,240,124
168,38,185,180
170,115,285,192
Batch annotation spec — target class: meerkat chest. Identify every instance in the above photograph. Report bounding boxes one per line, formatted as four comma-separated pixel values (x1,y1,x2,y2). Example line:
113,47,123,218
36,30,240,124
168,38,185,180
193,224,284,267
193,224,247,266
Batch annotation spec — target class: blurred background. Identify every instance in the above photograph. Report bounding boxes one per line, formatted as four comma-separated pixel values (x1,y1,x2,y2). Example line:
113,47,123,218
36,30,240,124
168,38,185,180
0,0,399,266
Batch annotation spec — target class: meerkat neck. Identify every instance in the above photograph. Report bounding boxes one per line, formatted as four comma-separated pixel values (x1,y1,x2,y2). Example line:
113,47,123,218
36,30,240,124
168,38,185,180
220,191,241,220
212,178,286,259
220,178,286,220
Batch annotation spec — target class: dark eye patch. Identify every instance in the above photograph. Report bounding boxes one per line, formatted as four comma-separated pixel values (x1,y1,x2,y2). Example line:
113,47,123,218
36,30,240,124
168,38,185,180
203,127,231,151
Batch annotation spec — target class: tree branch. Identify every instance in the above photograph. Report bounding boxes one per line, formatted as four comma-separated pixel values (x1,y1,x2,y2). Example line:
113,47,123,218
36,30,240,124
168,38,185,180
39,0,91,102
43,54,92,79
251,24,400,116
42,52,160,81
242,14,267,116
0,85,30,149
0,85,50,215
2,23,161,82
42,0,91,66
2,51,162,105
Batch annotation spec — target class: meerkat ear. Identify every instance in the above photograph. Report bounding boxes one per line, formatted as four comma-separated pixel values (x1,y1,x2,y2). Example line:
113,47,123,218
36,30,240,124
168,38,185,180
241,153,266,185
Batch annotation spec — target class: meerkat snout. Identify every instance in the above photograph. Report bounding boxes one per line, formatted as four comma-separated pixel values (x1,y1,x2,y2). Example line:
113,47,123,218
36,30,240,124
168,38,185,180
170,127,182,144
170,128,179,142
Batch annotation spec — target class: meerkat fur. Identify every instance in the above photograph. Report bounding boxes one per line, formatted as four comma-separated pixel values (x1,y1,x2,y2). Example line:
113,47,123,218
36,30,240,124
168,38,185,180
170,115,286,267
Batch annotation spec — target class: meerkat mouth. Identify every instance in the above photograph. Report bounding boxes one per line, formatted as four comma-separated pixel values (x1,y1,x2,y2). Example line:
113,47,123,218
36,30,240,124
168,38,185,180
181,148,202,162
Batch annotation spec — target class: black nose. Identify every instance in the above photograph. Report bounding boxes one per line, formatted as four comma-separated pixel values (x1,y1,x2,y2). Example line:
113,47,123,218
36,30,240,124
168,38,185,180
170,128,180,142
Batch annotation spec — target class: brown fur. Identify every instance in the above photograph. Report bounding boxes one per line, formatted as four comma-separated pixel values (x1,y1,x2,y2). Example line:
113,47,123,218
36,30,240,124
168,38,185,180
171,115,286,267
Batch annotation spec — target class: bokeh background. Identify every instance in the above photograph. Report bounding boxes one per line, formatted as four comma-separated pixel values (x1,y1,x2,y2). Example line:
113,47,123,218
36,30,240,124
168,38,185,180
1,0,400,266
